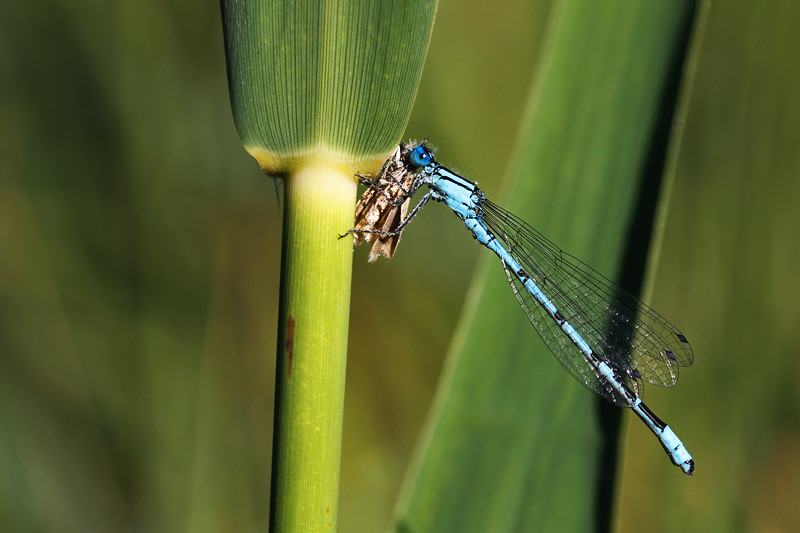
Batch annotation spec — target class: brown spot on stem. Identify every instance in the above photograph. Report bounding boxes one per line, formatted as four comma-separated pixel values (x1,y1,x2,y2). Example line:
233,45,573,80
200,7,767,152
326,505,330,515
285,315,295,377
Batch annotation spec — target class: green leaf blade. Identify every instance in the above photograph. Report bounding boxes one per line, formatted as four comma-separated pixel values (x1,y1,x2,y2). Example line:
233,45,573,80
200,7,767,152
221,0,437,171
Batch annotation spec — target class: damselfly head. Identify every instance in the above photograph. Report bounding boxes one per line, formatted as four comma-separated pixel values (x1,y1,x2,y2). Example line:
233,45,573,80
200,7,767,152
407,144,435,169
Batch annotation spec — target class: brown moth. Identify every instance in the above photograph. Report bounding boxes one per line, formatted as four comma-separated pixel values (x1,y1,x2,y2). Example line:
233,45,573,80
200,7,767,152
352,144,417,261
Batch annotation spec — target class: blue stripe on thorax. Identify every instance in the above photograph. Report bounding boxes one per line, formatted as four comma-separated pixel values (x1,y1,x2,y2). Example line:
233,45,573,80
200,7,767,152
425,166,483,220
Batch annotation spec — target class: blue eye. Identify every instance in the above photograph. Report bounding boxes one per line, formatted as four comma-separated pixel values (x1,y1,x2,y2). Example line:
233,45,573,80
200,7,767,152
409,145,434,168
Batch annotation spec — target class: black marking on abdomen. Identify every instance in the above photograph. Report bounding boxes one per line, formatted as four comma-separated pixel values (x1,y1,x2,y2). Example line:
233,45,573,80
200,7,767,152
638,401,667,431
553,311,565,324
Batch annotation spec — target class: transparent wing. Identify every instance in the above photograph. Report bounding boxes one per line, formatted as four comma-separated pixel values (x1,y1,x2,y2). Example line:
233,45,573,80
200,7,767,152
484,200,692,405
500,261,636,405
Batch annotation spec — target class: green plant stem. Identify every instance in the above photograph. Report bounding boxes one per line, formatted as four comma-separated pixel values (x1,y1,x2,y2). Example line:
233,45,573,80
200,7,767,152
270,158,355,532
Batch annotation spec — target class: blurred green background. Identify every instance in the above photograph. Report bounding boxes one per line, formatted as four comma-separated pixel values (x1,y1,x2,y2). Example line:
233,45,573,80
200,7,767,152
2,0,799,532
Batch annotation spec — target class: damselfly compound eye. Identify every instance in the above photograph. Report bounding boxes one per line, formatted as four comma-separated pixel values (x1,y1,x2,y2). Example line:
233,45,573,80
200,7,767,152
408,145,434,168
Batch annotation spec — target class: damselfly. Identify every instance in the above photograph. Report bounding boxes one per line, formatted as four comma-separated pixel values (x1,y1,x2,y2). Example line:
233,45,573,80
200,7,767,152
344,142,695,475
